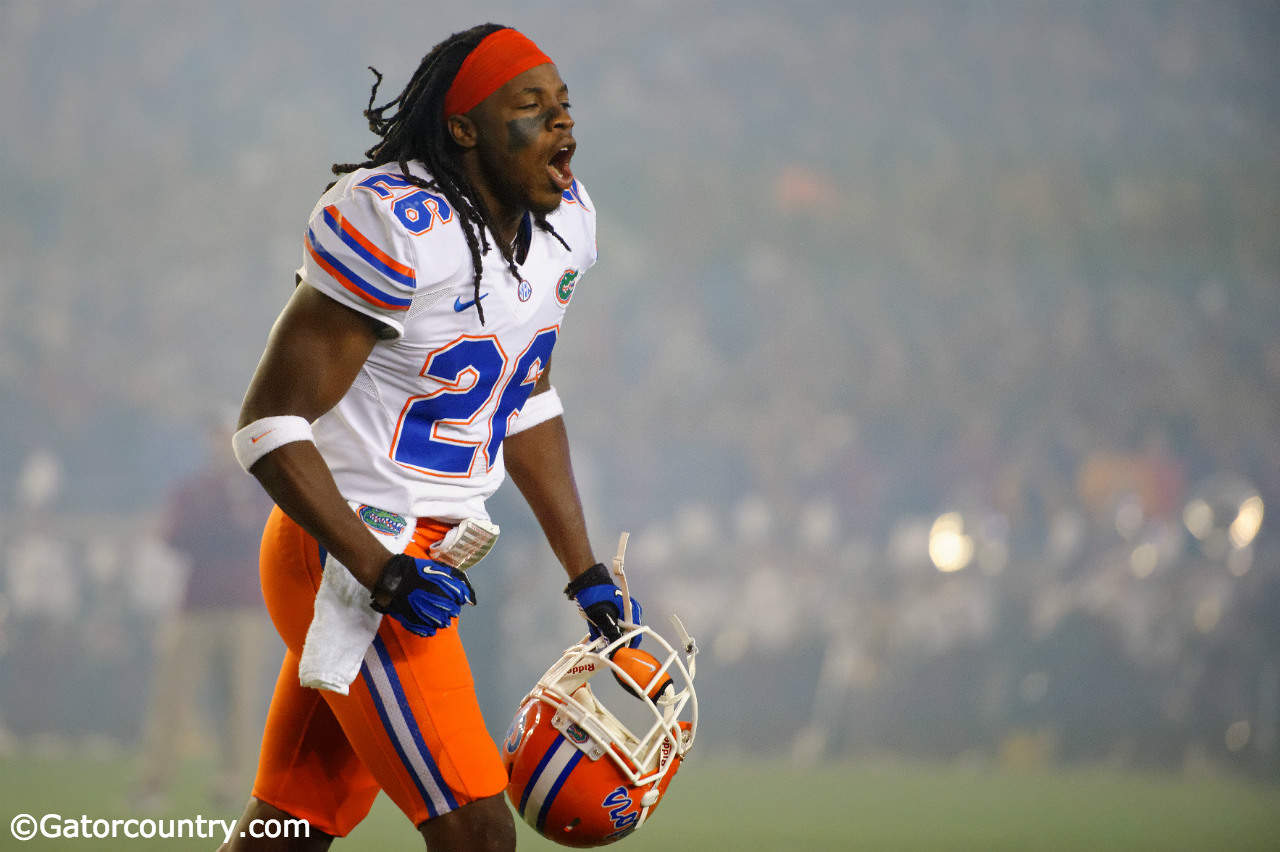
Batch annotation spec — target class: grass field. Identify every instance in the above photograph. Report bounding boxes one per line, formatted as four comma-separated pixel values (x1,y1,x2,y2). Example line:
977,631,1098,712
2,754,1277,850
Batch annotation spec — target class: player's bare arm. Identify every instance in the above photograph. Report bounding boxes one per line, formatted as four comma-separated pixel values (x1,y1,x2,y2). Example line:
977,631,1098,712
236,283,395,591
505,365,639,645
503,362,598,581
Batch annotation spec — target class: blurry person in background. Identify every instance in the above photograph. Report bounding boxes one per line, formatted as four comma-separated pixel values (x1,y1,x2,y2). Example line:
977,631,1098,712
2,450,77,741
135,417,276,809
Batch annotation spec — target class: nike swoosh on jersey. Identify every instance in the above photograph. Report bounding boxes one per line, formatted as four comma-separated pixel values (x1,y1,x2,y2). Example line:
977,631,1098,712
454,293,490,312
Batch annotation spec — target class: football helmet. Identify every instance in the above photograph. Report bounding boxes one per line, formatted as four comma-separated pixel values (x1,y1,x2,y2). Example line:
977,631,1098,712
503,617,698,847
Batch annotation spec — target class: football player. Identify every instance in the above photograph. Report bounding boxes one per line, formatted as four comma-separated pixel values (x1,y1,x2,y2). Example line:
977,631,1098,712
220,24,639,852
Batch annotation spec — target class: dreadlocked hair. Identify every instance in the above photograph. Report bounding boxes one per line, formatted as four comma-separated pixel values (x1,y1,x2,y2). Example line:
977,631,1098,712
331,23,572,325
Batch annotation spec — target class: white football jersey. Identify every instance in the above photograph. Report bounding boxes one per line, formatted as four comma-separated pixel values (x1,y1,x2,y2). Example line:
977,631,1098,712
296,161,597,521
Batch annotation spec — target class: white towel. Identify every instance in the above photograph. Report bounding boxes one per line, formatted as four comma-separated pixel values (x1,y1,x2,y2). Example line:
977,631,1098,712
297,503,416,694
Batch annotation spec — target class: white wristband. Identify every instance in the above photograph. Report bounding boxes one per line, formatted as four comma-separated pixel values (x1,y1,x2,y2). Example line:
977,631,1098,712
232,415,315,472
507,386,564,436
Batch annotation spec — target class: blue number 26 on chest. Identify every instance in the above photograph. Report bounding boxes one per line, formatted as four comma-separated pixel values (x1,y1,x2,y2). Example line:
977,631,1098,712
391,327,559,476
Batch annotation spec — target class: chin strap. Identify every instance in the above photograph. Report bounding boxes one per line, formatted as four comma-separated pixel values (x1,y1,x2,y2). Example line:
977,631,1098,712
612,532,636,629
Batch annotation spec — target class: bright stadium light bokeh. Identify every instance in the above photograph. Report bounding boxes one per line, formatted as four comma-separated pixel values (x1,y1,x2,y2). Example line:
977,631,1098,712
929,512,973,573
1181,476,1265,566
1129,542,1158,579
1182,499,1214,540
1229,495,1264,549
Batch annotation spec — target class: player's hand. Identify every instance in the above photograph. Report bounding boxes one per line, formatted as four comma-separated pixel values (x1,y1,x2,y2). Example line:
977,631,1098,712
564,562,642,648
370,554,476,637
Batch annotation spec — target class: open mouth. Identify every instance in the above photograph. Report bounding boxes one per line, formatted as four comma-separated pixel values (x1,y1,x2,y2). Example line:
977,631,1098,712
547,145,575,190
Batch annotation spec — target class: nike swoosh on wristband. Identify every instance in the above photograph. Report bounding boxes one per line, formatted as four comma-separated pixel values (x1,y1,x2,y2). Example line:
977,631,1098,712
454,293,489,312
250,429,276,443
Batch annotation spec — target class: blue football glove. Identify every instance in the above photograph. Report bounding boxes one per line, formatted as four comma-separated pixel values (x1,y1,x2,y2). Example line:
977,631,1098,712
370,554,476,637
564,563,642,648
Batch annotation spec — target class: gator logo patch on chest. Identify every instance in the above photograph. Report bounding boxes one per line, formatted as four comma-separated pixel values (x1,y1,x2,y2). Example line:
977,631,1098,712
555,268,579,305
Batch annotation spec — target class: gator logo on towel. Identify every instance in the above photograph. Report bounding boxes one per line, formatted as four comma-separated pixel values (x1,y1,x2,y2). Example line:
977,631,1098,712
358,505,406,536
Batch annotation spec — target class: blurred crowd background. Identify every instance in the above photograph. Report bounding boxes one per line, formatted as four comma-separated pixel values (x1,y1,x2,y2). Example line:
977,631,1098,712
2,0,1278,799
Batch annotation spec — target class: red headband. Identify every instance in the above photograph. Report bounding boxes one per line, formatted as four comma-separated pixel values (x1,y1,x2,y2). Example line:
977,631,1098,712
443,28,553,118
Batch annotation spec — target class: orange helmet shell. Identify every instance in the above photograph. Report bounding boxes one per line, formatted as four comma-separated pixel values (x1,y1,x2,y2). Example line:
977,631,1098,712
504,696,683,846
502,622,698,847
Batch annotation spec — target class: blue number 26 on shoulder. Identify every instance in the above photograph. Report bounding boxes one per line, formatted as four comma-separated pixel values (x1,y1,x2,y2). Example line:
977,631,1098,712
355,173,453,234
391,327,559,476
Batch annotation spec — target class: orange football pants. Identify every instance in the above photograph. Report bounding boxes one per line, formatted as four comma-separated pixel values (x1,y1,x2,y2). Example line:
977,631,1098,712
251,506,507,836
